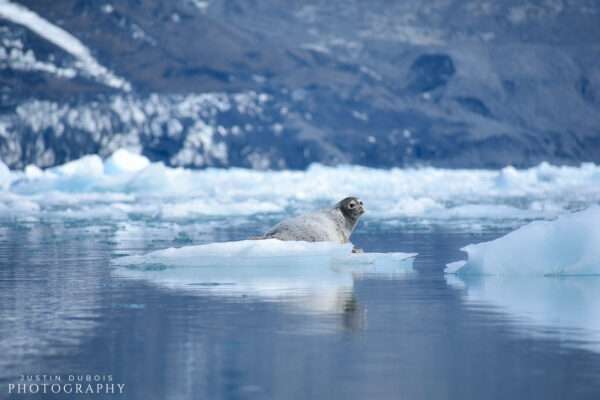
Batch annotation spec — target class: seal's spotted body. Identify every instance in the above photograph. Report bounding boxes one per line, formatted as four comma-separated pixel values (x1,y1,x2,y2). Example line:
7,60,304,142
260,197,365,246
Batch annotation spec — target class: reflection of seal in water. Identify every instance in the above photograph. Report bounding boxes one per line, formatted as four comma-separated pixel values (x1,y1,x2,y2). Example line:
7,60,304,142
256,197,365,249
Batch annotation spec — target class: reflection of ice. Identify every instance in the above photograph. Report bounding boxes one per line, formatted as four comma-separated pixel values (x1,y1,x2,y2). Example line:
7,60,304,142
446,206,600,275
112,240,416,314
447,275,600,353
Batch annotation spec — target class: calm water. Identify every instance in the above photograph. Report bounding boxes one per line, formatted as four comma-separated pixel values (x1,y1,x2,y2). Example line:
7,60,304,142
1,218,600,400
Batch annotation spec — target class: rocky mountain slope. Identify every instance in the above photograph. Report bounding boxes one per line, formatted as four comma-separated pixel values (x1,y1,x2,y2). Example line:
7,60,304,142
1,0,599,169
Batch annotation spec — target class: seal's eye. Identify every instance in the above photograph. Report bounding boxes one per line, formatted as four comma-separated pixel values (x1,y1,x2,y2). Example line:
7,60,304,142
349,202,355,209
359,201,363,206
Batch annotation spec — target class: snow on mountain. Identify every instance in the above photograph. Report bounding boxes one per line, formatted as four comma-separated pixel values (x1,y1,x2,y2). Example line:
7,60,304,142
0,0,130,90
1,0,599,170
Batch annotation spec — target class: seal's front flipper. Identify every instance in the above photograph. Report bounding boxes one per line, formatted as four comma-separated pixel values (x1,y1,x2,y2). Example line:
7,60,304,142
352,246,364,253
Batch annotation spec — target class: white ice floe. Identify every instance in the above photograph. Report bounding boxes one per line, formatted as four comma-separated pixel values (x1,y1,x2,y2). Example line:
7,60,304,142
446,206,600,276
113,239,416,271
0,0,130,90
112,239,416,313
2,148,600,223
104,149,150,175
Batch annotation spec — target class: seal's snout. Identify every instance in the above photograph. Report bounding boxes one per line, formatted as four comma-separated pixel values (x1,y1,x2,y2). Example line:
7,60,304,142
357,200,365,214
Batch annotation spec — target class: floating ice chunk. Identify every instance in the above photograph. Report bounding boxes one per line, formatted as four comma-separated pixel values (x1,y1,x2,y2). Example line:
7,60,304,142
446,206,600,275
368,196,443,217
104,149,150,175
119,239,353,265
445,260,466,274
494,165,520,188
54,154,104,177
114,239,416,270
124,162,193,194
112,239,416,313
24,164,43,178
430,204,538,220
13,154,106,194
3,150,600,221
159,199,283,218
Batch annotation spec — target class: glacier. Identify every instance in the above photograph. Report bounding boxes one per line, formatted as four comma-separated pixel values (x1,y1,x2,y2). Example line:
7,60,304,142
446,206,600,276
1,148,600,225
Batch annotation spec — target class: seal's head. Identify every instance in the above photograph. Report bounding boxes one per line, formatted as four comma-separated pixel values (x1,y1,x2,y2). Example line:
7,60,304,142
336,196,365,221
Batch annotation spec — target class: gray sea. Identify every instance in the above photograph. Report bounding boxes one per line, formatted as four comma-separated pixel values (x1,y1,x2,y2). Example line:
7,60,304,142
1,217,599,400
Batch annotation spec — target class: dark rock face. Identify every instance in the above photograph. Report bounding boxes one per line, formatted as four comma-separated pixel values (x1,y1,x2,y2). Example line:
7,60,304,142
407,54,456,93
1,0,600,170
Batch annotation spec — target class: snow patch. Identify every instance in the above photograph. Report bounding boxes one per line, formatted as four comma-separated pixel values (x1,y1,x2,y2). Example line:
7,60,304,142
188,0,210,14
0,37,77,78
0,0,130,90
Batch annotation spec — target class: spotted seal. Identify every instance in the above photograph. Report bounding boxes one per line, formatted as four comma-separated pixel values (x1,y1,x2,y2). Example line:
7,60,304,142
256,197,365,251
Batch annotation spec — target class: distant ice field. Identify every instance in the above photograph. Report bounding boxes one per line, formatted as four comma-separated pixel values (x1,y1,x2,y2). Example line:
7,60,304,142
1,148,599,230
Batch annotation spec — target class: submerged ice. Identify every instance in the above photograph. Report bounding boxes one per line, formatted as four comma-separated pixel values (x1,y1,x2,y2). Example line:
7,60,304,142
446,206,600,276
1,148,600,225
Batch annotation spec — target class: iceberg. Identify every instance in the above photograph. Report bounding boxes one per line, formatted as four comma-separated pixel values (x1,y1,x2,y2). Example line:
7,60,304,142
104,149,150,175
113,239,416,272
112,239,416,313
446,206,600,276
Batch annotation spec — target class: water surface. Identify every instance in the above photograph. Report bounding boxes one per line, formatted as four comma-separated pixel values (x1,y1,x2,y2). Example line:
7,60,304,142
1,218,600,400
